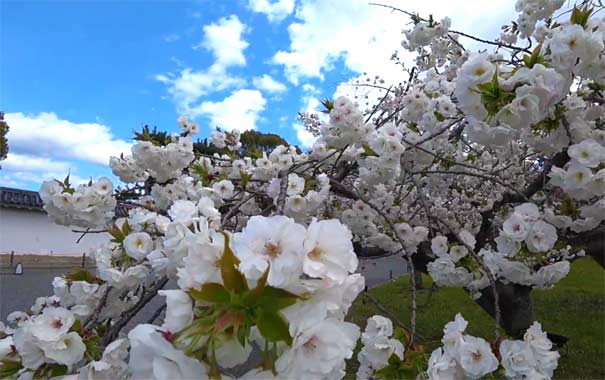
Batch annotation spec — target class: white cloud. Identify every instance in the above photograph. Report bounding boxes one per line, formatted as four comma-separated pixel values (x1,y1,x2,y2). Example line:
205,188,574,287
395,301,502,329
0,153,88,189
293,123,317,149
5,112,131,166
157,15,251,118
192,89,267,132
0,170,87,189
156,67,246,115
2,153,70,173
252,74,287,93
274,0,515,84
248,0,295,23
199,15,249,68
163,33,180,42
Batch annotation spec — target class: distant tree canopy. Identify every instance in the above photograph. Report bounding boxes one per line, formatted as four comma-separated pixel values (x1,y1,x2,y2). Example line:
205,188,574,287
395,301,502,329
0,112,8,162
194,129,297,158
136,124,298,159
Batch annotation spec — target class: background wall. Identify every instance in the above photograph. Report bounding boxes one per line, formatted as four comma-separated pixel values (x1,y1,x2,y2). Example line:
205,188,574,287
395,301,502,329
0,208,109,255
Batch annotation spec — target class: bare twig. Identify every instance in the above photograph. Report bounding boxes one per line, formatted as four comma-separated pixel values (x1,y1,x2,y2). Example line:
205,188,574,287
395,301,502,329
221,193,255,227
276,170,289,215
101,276,169,346
410,170,527,201
84,286,112,329
369,2,530,53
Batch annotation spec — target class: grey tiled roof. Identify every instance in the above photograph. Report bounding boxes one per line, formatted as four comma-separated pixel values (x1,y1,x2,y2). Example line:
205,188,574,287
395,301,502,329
0,187,45,211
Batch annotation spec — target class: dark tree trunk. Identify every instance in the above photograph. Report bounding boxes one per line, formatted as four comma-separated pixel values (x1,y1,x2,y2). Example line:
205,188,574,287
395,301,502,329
475,282,534,338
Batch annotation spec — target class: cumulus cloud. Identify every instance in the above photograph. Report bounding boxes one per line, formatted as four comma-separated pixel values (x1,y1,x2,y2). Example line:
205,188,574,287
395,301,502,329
274,0,515,84
192,89,267,132
198,15,249,68
0,153,89,189
0,170,87,189
155,67,246,115
157,15,251,118
252,74,287,93
5,112,131,166
2,153,71,173
248,0,295,23
292,123,316,149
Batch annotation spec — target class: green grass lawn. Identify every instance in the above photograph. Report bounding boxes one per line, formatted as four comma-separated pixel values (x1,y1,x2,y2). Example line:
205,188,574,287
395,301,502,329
346,258,604,380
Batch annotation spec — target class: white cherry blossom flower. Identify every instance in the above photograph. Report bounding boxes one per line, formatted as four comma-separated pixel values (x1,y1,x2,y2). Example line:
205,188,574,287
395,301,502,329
303,219,358,284
525,221,557,253
30,307,74,342
427,347,464,380
233,215,305,288
499,339,536,379
457,335,498,379
123,232,154,260
213,179,235,199
275,318,359,380
128,324,207,380
40,331,86,367
502,213,530,241
168,200,199,224
158,290,193,333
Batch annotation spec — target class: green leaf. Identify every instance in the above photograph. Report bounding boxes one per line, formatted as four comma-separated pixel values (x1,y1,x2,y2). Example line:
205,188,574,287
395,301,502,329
406,122,419,133
388,352,403,365
361,144,379,158
33,363,68,379
570,5,594,28
121,219,131,236
523,43,544,68
191,163,212,186
64,270,103,285
256,286,300,312
304,177,317,193
561,193,580,218
63,172,71,187
256,309,292,345
175,316,214,344
189,283,230,304
320,98,334,114
215,310,245,334
243,266,270,307
84,336,103,361
240,172,252,189
0,360,23,379
219,233,249,293
392,327,409,346
106,222,124,242
70,319,83,335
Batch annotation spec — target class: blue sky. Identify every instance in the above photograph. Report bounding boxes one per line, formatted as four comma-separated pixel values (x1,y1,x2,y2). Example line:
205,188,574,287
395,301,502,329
0,0,515,190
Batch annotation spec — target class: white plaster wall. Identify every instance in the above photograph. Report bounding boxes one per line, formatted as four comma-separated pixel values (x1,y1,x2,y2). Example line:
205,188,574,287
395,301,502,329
0,208,109,256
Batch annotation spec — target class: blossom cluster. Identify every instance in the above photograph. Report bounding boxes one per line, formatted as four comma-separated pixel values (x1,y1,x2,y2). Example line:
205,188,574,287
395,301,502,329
428,203,577,294
356,316,404,380
39,177,116,228
211,129,242,151
426,314,559,380
110,133,196,185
